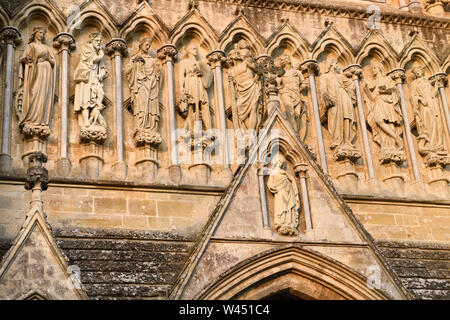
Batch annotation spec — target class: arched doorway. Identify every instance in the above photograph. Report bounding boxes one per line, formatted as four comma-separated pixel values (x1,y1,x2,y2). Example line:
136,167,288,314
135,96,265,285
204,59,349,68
197,246,391,300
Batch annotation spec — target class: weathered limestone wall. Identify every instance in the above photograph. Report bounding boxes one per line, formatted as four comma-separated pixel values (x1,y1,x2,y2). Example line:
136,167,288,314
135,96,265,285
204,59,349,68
0,181,220,241
0,0,449,261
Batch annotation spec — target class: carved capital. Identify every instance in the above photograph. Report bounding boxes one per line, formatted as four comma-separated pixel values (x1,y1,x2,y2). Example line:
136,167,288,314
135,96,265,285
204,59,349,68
25,152,49,191
52,32,76,53
0,26,21,47
157,44,178,64
105,38,128,57
343,64,363,80
206,50,226,69
300,59,319,77
294,163,308,179
429,72,448,88
387,68,406,85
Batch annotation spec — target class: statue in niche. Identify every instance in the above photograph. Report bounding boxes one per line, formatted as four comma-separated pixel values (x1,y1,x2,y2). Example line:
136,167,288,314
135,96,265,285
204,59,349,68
363,63,406,164
278,55,310,141
178,44,213,135
267,158,301,236
16,27,56,139
74,32,108,143
409,63,448,164
226,39,263,131
125,36,162,147
319,58,360,160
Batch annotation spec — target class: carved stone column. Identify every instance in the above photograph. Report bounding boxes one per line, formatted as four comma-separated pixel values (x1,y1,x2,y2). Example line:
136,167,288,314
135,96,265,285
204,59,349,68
424,1,449,15
207,50,233,181
25,152,49,213
257,162,271,235
106,38,128,179
53,33,76,177
0,27,21,174
294,163,312,231
426,72,450,189
157,44,181,184
430,73,450,136
300,60,329,175
388,68,422,183
344,64,376,181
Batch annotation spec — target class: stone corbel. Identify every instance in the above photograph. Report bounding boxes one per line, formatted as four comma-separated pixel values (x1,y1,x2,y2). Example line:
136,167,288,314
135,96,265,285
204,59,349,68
0,27,21,175
106,39,128,179
256,55,283,115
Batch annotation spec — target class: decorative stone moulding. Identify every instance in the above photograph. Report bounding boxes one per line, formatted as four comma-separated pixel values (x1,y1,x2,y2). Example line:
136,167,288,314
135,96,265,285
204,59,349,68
80,126,107,145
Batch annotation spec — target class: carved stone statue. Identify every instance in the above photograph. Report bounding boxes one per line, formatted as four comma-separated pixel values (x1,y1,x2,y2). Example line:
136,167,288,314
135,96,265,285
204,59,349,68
410,64,448,164
267,158,301,236
178,44,213,134
16,27,56,139
125,36,162,147
226,39,262,131
278,55,310,141
363,63,406,164
319,58,358,152
74,32,108,144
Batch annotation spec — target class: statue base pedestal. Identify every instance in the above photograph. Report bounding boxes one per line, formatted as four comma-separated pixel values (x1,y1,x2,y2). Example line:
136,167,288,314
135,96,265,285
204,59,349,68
382,162,405,194
428,165,449,191
0,154,12,175
189,163,212,185
135,145,159,183
56,158,72,177
80,142,103,180
336,159,359,193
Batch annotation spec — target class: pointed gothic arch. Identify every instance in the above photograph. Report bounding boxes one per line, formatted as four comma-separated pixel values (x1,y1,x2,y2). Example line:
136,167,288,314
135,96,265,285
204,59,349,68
13,1,65,37
120,4,169,48
197,246,391,300
356,31,399,72
69,1,117,40
312,26,355,68
266,22,312,63
219,15,265,56
170,9,218,53
399,35,441,76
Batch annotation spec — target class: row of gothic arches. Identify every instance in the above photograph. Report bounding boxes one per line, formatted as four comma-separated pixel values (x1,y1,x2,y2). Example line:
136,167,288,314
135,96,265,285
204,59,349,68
1,2,449,76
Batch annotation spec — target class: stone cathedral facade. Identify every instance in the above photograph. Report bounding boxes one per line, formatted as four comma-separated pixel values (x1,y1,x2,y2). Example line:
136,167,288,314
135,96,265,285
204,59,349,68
0,0,448,300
